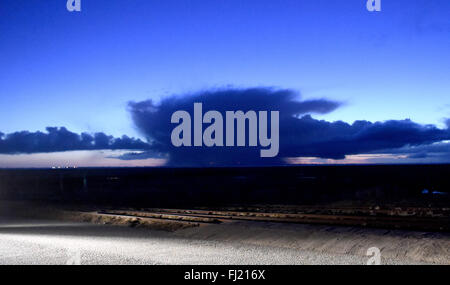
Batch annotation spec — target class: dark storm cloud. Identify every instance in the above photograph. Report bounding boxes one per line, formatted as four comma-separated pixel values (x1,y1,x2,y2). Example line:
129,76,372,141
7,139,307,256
127,87,450,166
0,127,151,154
128,87,341,140
281,116,450,159
128,87,341,166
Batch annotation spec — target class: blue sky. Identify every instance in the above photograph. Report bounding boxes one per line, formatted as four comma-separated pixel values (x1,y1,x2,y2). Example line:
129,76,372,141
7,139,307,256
1,0,450,167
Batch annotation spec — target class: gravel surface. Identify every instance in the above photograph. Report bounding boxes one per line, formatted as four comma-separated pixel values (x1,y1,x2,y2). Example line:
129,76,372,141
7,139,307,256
0,218,445,265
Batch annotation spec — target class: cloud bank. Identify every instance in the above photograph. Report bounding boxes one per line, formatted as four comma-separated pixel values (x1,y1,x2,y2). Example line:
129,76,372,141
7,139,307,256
127,87,450,166
2,87,449,167
0,127,150,154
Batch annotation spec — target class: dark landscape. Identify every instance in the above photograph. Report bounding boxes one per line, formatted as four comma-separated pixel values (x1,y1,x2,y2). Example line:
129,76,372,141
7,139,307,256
1,164,449,207
1,164,449,231
1,164,449,265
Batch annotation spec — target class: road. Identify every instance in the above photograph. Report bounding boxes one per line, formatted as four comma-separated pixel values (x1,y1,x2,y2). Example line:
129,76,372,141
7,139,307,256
0,218,447,265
